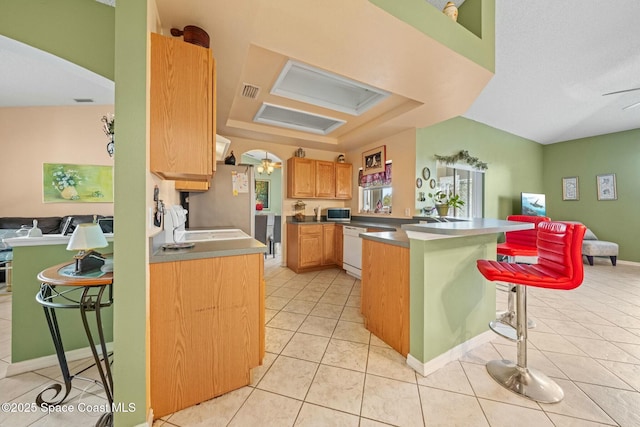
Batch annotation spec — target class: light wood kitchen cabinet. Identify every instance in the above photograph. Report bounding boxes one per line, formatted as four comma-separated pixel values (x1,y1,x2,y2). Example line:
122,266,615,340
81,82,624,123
335,224,343,267
361,239,410,356
315,161,336,198
174,180,210,192
287,157,316,198
150,253,264,418
335,163,353,199
287,222,343,273
150,32,216,181
287,157,352,199
322,223,336,265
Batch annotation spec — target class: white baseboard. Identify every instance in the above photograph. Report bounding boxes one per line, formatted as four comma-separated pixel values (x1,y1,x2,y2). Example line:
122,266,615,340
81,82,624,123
617,260,640,267
6,342,114,377
406,331,494,377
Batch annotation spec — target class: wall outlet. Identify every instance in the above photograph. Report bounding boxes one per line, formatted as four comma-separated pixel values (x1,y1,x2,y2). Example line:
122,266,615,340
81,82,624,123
405,208,411,217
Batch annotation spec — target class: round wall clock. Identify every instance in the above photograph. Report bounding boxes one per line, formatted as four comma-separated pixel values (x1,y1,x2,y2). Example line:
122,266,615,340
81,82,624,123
416,178,423,188
422,167,431,180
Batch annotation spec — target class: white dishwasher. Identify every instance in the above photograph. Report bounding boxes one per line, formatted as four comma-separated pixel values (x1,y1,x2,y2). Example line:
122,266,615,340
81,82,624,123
343,225,367,279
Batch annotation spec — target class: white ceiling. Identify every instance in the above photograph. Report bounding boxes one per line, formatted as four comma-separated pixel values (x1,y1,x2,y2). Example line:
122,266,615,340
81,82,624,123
463,0,640,144
1,1,639,145
0,35,114,107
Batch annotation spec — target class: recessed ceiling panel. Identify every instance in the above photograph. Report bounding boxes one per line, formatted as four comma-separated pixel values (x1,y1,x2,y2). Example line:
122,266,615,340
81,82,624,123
254,103,345,135
271,60,390,116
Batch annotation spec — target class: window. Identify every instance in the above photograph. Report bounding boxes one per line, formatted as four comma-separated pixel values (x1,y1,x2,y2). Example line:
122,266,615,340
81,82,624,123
359,162,392,214
436,163,484,218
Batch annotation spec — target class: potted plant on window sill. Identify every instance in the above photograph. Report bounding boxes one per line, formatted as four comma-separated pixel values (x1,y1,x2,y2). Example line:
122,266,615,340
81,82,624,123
428,190,464,217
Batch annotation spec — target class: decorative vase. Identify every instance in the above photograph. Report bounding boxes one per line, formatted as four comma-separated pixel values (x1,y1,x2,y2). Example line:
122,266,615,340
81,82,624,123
442,2,458,22
60,186,79,200
436,204,450,217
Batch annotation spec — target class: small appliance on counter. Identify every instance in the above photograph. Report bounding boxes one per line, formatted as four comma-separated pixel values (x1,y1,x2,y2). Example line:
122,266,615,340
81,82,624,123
161,205,194,249
326,207,351,222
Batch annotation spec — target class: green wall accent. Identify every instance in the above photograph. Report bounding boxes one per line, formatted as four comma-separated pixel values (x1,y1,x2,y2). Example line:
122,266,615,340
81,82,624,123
458,0,482,38
368,0,495,72
409,234,496,363
0,0,115,80
11,243,114,362
416,117,544,220
113,1,149,425
542,129,640,262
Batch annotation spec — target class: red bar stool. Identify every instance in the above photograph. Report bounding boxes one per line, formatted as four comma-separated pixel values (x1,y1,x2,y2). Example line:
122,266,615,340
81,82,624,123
477,221,586,403
493,215,550,339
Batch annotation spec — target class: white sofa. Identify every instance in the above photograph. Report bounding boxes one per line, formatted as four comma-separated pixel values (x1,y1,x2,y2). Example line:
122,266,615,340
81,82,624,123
581,227,618,266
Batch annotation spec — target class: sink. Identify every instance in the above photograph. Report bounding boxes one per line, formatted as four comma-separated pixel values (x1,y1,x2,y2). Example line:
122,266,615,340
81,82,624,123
177,229,251,242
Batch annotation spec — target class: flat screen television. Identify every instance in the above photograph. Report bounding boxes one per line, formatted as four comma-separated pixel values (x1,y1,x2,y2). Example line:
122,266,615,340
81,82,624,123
521,193,546,217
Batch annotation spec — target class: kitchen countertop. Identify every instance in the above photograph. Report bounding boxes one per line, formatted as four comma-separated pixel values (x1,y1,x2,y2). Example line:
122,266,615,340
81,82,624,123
359,230,409,248
4,233,115,247
286,217,398,232
402,218,534,238
149,238,267,263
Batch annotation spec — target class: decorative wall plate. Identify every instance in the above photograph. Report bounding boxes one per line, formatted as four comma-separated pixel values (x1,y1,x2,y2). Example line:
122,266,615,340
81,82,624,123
422,167,431,180
416,178,423,188
429,179,436,189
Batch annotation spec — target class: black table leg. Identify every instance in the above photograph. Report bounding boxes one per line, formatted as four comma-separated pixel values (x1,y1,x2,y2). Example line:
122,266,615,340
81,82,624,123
79,286,114,426
36,286,73,407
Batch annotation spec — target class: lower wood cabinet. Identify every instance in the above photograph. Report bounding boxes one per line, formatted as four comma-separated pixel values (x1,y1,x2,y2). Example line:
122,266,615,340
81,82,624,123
335,224,343,268
287,223,339,273
150,253,264,419
361,239,410,356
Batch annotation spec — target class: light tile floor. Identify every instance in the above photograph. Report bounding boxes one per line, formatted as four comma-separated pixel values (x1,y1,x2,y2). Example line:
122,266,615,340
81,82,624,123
1,257,639,426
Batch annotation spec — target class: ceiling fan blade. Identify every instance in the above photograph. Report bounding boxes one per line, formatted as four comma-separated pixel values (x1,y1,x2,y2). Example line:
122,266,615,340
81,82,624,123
602,87,640,96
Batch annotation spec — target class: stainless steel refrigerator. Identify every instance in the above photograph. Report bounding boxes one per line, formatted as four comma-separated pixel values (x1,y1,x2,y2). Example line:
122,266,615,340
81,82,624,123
186,163,255,236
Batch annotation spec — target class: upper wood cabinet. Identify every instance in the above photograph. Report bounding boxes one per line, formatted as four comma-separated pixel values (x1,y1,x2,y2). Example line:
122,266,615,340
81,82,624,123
287,157,316,198
335,163,353,199
315,161,336,198
150,32,216,181
287,157,352,199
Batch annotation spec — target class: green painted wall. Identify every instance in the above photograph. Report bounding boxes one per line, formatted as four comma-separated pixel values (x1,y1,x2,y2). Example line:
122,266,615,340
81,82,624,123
416,117,544,220
369,0,495,72
11,243,114,362
0,0,115,80
113,1,148,425
458,0,483,38
409,234,496,363
542,129,640,262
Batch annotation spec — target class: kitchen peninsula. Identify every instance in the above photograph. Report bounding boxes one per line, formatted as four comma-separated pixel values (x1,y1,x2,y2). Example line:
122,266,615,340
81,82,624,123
149,236,267,418
361,219,533,376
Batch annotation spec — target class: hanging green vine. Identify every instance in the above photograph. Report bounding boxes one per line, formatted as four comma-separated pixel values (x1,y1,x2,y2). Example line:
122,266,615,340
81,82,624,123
434,150,488,170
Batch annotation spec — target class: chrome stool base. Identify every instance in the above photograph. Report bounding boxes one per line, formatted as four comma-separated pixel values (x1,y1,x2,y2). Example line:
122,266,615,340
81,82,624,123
487,359,564,403
491,310,536,341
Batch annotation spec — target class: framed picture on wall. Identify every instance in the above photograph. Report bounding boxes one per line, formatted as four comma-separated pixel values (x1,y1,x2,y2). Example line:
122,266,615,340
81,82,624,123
362,145,386,175
255,179,270,209
562,176,579,201
43,163,114,203
596,173,617,201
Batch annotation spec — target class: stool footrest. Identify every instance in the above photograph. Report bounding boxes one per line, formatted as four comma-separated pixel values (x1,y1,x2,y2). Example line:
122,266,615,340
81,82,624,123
486,359,564,403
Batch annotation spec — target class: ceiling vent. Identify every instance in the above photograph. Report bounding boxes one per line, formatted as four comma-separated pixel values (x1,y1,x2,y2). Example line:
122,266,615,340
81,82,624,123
254,103,345,135
241,83,261,99
271,60,390,116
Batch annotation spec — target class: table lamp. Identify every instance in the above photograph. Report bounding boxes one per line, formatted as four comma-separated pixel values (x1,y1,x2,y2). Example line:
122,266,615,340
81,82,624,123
67,223,108,274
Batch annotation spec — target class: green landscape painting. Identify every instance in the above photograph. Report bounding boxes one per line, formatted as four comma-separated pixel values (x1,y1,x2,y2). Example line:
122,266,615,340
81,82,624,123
43,163,114,203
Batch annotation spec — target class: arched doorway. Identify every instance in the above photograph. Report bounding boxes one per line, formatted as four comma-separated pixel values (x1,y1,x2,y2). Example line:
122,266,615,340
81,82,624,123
241,150,283,259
